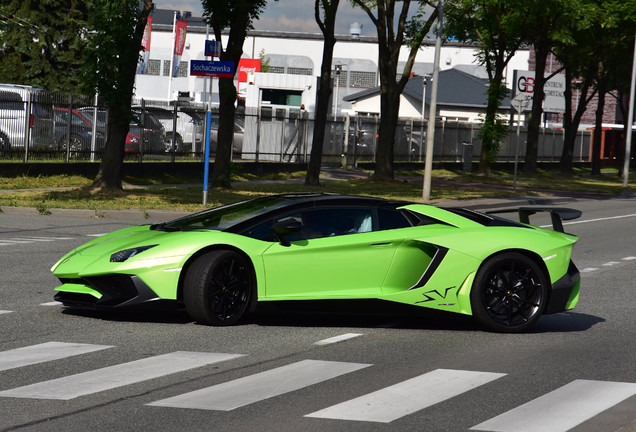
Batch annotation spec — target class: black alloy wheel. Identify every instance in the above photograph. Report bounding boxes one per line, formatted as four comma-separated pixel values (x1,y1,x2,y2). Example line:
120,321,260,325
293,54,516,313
184,250,254,326
471,252,548,333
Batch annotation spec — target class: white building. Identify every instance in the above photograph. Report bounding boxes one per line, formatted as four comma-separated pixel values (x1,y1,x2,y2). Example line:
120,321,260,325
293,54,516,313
134,8,530,114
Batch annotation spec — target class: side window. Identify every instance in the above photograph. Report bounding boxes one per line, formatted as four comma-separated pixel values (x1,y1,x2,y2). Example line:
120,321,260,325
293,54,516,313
377,208,412,230
242,207,376,242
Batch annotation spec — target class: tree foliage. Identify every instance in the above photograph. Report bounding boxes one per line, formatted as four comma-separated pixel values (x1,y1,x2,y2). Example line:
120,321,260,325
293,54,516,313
202,0,268,188
445,0,532,174
0,0,92,92
351,0,438,180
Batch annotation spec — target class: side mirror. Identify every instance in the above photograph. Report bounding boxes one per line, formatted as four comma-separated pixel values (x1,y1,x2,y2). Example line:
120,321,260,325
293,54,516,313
272,219,302,247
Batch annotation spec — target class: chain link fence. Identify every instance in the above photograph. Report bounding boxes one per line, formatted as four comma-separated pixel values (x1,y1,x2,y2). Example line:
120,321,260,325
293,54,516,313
1,89,593,166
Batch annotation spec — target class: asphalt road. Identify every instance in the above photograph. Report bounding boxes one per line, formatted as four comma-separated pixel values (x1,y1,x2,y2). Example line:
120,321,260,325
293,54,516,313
0,195,635,432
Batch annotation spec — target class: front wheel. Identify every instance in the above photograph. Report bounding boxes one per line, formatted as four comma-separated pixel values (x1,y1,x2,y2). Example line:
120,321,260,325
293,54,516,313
184,250,254,326
471,252,548,333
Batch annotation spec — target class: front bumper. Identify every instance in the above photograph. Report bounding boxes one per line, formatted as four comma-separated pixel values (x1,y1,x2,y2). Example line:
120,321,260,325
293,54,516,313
54,274,165,309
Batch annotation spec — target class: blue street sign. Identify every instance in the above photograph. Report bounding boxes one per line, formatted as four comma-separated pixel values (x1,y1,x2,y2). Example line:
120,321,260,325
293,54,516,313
190,60,234,78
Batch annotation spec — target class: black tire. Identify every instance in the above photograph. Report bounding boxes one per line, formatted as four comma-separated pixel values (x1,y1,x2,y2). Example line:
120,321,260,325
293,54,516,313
471,252,548,333
183,250,254,326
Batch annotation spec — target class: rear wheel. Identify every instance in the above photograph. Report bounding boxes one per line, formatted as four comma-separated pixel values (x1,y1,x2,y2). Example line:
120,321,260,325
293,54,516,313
471,252,548,333
184,250,254,325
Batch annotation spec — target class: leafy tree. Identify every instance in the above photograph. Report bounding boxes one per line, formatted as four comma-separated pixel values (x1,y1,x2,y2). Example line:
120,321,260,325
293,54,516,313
82,0,153,190
305,0,340,186
522,0,574,174
445,0,532,175
586,0,636,175
552,0,598,172
351,0,438,180
0,0,92,92
202,0,268,188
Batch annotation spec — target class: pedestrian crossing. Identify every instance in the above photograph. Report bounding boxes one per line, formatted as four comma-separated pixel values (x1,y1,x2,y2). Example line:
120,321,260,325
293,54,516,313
1,341,635,431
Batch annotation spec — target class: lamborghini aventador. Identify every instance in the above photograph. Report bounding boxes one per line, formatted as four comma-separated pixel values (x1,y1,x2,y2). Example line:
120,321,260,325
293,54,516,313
51,193,581,333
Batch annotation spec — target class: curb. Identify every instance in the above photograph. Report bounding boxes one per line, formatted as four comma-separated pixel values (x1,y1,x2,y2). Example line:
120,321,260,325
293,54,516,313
0,206,189,221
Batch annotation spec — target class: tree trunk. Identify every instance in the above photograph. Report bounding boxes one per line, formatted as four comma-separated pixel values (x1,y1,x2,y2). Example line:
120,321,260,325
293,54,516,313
560,72,594,173
305,36,336,186
591,80,606,176
525,45,548,174
90,0,153,191
477,72,505,175
373,86,400,180
91,109,128,190
211,76,236,188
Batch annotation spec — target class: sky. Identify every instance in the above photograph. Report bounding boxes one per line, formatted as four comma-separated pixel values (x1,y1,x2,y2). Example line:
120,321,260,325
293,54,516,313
153,0,376,37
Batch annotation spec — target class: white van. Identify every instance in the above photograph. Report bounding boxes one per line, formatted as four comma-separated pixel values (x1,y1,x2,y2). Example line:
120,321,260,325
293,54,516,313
0,84,54,153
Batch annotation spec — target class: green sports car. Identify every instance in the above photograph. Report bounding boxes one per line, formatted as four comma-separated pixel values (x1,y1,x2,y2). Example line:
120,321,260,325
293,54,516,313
51,193,581,333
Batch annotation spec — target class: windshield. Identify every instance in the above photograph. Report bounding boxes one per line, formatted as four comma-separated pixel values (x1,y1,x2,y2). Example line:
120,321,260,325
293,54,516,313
154,196,290,231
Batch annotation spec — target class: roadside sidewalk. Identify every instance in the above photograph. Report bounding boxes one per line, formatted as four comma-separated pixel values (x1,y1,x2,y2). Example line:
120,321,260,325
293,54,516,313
1,167,631,221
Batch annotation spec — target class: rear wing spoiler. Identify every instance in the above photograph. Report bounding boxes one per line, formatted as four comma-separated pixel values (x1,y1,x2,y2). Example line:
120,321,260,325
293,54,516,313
487,207,582,233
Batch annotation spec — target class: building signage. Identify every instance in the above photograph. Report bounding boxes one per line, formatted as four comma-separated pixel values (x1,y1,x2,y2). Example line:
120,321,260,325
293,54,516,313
513,70,565,113
237,58,261,99
205,40,221,58
190,60,235,78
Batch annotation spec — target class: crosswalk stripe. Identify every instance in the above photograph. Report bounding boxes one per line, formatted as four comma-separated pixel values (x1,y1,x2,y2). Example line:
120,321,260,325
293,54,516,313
306,368,506,423
147,359,371,411
0,351,244,400
0,342,113,372
470,379,636,432
314,333,362,345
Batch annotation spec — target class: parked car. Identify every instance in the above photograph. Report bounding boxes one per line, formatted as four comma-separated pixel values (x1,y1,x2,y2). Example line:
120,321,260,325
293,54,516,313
53,107,105,152
128,110,166,154
0,84,54,152
75,107,165,153
209,116,244,154
137,106,203,153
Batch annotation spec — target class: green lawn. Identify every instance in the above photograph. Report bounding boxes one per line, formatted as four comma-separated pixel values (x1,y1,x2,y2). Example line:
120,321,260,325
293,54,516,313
0,167,632,213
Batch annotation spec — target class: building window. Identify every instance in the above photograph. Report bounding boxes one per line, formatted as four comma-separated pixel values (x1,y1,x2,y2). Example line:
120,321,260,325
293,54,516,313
350,71,376,88
161,60,188,77
177,61,188,77
287,67,312,76
331,70,348,87
144,59,161,75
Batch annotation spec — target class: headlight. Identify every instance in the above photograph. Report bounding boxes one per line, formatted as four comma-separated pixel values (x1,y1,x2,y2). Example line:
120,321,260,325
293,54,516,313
110,245,158,262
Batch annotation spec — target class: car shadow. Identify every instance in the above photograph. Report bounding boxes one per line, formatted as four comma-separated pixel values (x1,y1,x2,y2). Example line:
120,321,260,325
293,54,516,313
59,300,605,333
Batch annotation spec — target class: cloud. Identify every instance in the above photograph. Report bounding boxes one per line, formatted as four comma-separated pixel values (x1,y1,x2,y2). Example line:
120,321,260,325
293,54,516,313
254,14,320,33
152,0,375,36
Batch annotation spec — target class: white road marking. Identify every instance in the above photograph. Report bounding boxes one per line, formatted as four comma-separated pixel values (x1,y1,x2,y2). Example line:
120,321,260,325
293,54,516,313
471,379,636,432
623,256,636,261
314,333,363,345
0,342,113,372
148,359,371,411
0,310,13,315
0,236,75,246
306,369,506,423
581,268,598,273
602,261,621,266
40,301,62,306
86,234,107,237
564,213,636,226
0,351,243,400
